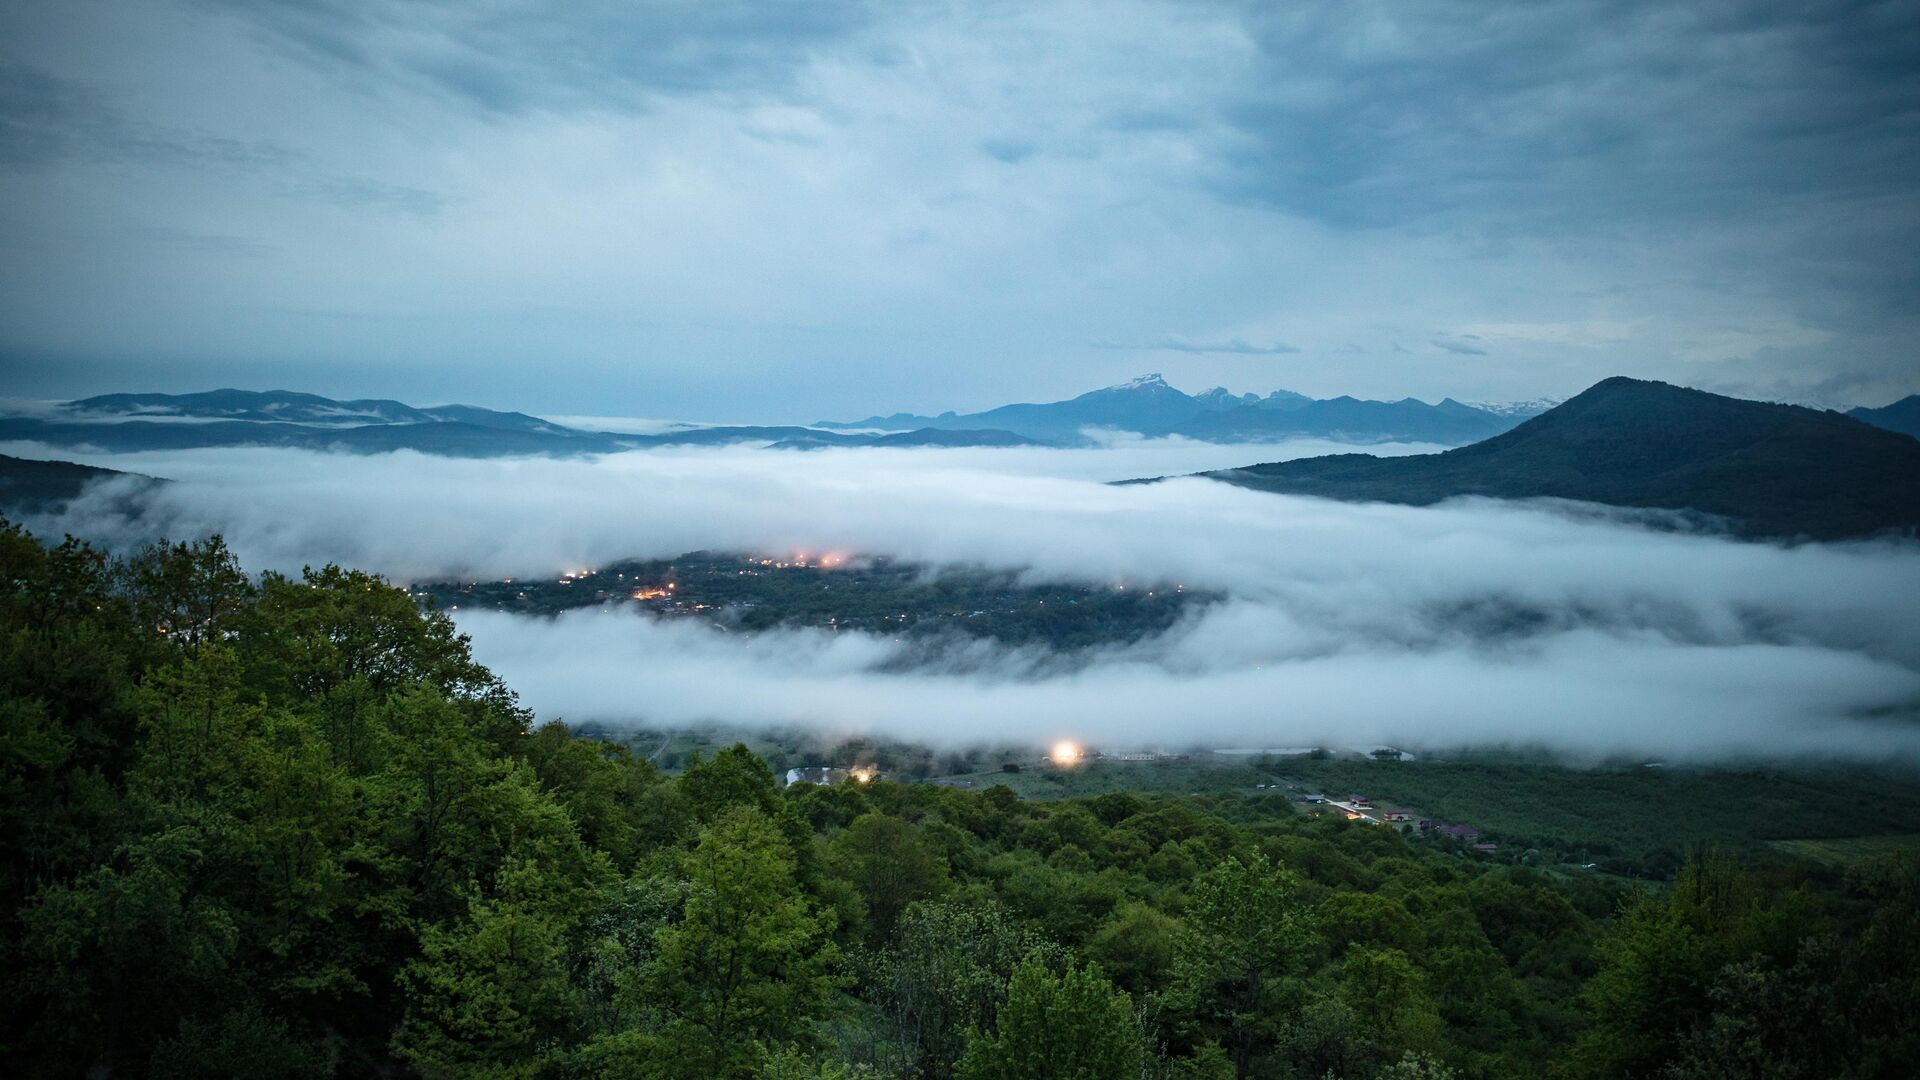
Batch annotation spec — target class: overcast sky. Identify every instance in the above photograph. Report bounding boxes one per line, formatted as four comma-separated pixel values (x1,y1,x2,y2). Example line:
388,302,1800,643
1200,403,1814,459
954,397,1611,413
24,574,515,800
2,0,1916,421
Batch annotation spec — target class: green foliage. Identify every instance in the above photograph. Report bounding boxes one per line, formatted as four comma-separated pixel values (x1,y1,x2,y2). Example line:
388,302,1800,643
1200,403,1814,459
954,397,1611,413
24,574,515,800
1089,900,1178,994
1168,853,1313,1078
860,895,1061,1078
2,518,1916,1078
956,955,1140,1079
637,806,835,1078
1373,1051,1460,1080
831,812,949,943
392,858,587,1078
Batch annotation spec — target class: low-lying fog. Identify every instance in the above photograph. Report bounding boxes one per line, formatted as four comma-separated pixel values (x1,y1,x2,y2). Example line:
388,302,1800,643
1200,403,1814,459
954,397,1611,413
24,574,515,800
13,437,1920,762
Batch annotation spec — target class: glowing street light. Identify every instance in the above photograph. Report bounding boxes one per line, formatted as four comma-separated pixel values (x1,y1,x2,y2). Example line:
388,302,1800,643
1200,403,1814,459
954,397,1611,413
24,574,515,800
1050,740,1082,767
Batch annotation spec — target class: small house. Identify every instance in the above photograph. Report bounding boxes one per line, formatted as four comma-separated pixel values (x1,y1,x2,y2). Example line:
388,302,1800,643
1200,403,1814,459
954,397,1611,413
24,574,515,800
1437,825,1480,841
783,766,850,787
1383,809,1415,822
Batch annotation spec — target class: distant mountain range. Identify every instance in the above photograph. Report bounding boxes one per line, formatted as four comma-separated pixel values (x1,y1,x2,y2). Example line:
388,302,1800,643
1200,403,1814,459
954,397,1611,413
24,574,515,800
8,379,1917,543
819,373,1547,445
0,389,1040,457
0,379,1576,458
66,389,573,433
1179,377,1920,541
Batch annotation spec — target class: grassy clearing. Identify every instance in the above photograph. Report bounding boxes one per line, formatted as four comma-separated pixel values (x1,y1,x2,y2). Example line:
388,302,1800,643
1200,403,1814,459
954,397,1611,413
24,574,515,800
1769,834,1920,865
1253,757,1920,874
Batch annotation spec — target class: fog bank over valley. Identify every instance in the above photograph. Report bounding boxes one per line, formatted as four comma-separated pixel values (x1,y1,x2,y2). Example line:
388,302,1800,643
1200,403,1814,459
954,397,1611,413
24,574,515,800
18,440,1920,761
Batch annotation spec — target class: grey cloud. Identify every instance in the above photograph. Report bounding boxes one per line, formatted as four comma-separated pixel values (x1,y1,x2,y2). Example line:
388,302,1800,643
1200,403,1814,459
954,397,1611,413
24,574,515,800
282,175,444,217
0,61,444,215
208,0,879,115
0,62,294,170
1197,1,1920,366
1431,338,1487,356
1099,337,1303,356
979,137,1037,164
124,226,281,258
1210,1,1920,231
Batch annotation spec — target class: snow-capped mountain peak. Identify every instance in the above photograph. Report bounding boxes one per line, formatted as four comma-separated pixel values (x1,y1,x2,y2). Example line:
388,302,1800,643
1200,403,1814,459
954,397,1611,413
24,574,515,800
1104,373,1173,393
1462,397,1563,418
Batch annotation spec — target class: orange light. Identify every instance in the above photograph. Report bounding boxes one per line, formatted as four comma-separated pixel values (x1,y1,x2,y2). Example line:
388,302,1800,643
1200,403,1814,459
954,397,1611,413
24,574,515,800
1050,741,1081,767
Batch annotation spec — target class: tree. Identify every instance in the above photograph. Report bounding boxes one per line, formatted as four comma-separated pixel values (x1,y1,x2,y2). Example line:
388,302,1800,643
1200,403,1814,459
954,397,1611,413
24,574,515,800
1317,890,1422,958
122,535,252,654
831,812,948,943
639,806,834,1078
1168,854,1313,1079
392,860,583,1079
1338,946,1446,1069
956,955,1140,1080
1374,1051,1459,1080
865,895,1059,1078
1571,849,1816,1078
1089,900,1177,994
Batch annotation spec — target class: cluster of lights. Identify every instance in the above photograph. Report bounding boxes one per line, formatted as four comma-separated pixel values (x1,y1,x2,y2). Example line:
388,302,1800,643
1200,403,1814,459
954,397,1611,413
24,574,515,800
751,550,853,570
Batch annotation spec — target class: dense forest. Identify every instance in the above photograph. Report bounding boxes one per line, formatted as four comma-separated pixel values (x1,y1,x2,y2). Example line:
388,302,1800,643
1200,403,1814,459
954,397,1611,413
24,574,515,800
3,519,1917,1077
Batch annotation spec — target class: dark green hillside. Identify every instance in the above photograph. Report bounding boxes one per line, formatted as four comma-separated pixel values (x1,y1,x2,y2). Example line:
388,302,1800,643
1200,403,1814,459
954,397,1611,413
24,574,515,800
4,518,1918,1077
1199,377,1920,540
0,453,157,513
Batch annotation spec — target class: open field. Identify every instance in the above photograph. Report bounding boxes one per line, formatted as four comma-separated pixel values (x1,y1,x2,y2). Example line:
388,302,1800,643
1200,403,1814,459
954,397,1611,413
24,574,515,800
612,726,1920,878
1769,833,1920,865
1253,756,1920,875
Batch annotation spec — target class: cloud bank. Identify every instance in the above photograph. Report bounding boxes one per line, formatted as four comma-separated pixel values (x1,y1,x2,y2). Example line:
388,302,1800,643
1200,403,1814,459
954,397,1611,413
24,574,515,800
19,440,1920,761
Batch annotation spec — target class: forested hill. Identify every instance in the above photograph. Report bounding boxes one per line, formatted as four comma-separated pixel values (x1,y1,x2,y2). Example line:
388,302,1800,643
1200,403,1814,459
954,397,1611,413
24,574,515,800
4,518,1918,1077
0,453,157,513
1193,377,1920,541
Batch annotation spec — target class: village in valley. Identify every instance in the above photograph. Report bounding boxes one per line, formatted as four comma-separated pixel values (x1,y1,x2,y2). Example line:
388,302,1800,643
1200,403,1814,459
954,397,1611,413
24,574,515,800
410,550,1211,650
